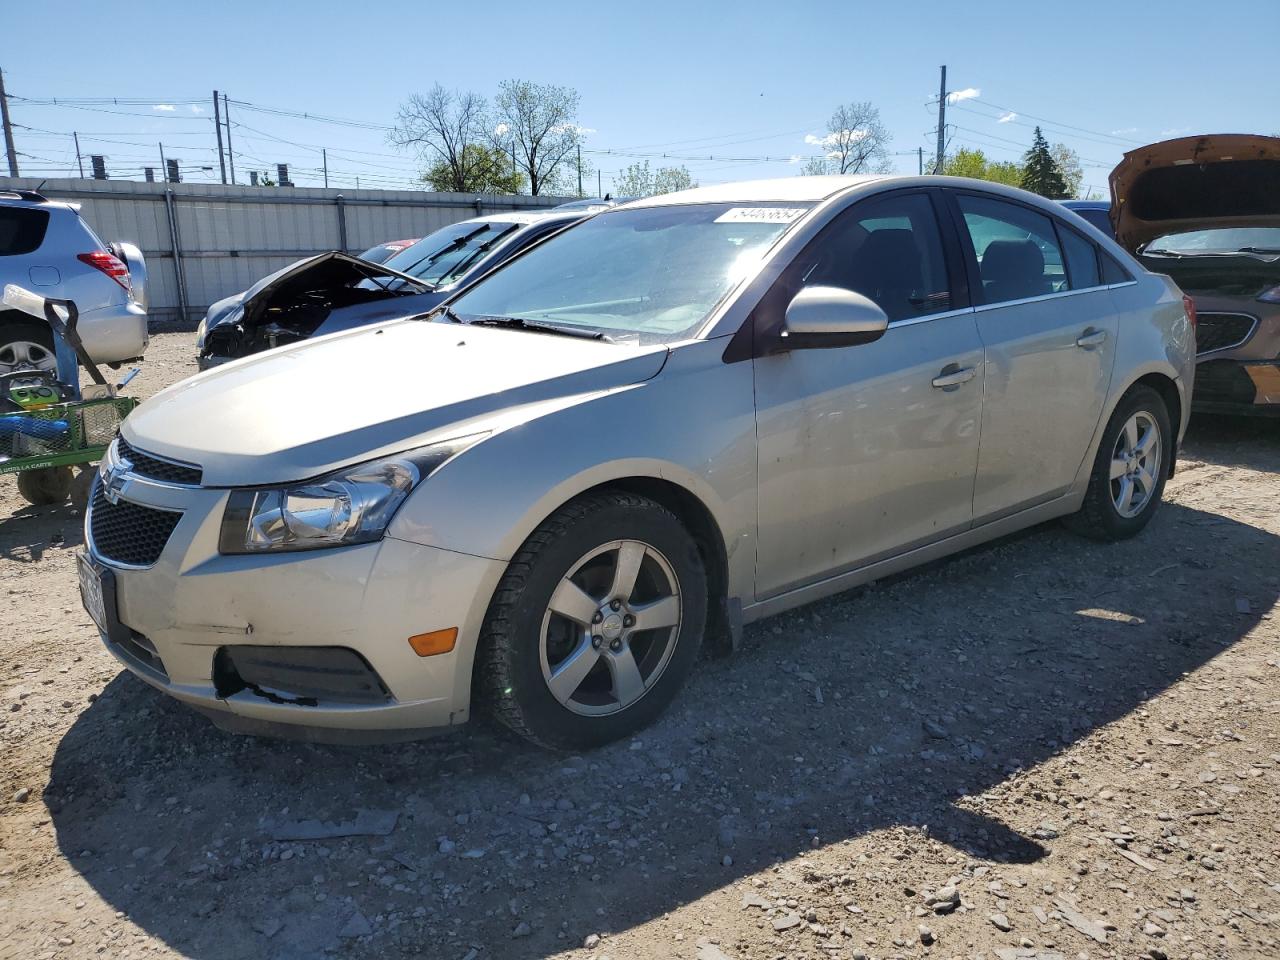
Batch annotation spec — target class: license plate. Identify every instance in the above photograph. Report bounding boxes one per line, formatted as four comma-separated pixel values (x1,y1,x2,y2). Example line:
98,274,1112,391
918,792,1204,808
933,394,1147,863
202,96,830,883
77,552,109,636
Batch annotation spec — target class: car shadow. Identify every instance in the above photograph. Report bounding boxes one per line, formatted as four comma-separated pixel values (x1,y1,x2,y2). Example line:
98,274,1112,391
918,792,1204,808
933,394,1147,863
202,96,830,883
44,499,1278,959
0,497,85,563
1182,412,1280,470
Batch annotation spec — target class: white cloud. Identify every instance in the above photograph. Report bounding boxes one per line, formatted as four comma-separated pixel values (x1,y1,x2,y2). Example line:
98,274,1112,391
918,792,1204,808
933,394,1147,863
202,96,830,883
946,87,980,105
804,129,868,150
997,111,1017,124
1160,126,1190,137
787,154,803,164
152,104,176,112
493,122,510,137
190,105,204,114
574,125,596,136
1110,127,1138,135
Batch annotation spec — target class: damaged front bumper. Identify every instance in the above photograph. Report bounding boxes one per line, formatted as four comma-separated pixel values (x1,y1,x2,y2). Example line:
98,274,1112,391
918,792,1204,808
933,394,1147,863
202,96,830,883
84,477,504,742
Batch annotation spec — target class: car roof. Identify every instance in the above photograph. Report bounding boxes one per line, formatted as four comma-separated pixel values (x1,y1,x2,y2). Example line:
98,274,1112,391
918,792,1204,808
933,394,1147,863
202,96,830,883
0,191,78,214
627,174,890,207
1061,199,1110,210
457,209,585,227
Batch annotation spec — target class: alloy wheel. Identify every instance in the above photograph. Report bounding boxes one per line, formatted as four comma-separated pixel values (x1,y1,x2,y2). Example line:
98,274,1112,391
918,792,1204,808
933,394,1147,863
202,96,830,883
1109,411,1161,519
539,539,682,717
0,339,56,375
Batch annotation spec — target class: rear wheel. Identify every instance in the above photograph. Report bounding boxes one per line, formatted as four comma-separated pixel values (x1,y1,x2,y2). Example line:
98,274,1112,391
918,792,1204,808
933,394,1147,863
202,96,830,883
0,320,58,376
1065,385,1171,540
477,492,707,750
16,466,74,506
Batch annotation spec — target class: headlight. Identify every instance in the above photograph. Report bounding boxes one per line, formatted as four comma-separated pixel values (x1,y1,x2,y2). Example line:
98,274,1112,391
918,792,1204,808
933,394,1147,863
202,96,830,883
196,304,244,350
218,434,484,554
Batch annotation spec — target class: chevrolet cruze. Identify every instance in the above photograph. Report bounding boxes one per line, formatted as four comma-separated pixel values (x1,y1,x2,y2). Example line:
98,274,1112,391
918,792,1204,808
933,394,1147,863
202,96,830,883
79,175,1195,749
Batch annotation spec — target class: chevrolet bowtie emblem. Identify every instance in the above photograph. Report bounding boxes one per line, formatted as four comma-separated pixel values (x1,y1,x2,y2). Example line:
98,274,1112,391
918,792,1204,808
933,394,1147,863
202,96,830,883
102,455,133,505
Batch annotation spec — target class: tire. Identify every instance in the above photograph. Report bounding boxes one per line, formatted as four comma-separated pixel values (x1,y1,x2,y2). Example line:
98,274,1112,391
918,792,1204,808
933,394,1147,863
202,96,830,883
1065,384,1171,541
0,320,58,375
16,466,74,506
476,492,707,750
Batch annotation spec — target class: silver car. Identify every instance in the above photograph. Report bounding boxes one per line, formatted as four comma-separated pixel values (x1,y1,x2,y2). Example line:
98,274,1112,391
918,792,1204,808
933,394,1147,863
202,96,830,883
78,175,1194,750
0,189,148,374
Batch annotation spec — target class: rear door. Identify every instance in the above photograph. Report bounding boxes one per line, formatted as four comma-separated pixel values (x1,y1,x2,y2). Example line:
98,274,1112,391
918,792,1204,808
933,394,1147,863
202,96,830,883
753,189,985,598
946,191,1118,521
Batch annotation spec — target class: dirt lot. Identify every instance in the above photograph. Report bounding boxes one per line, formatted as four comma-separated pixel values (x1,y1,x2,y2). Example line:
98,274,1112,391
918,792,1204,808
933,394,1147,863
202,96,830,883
2,330,1278,960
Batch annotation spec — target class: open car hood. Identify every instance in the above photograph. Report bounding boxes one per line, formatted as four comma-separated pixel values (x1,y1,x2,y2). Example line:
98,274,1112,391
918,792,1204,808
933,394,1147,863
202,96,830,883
1109,134,1280,252
239,251,431,327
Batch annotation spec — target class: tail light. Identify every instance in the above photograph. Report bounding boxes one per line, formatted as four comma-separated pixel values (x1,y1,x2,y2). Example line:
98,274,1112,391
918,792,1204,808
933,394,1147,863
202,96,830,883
1182,293,1197,328
78,251,131,291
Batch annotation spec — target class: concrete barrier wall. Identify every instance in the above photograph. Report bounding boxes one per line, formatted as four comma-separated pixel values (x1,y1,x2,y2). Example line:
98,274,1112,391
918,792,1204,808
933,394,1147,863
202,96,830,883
1,177,565,323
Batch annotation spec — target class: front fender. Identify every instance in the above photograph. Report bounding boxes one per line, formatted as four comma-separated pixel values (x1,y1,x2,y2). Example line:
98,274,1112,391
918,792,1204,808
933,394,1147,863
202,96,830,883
387,338,759,600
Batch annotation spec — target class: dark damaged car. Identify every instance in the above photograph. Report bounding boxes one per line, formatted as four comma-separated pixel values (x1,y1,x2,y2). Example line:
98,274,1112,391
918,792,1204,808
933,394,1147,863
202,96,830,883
1111,134,1280,415
196,209,587,368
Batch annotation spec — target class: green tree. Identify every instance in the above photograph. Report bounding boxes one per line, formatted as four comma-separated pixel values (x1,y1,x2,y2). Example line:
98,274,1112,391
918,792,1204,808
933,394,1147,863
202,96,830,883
1050,143,1084,199
1020,127,1070,198
937,147,1024,186
422,143,524,194
612,160,697,197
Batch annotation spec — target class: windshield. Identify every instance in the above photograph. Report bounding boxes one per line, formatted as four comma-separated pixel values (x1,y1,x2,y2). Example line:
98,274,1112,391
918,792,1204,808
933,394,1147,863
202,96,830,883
441,202,812,343
1146,227,1280,255
381,220,521,287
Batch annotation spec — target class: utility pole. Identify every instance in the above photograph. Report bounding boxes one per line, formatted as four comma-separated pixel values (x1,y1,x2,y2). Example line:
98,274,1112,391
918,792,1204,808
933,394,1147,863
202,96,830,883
597,169,602,197
576,144,582,197
323,149,329,188
73,131,85,178
0,68,19,177
918,146,923,176
212,90,227,184
158,141,167,179
222,93,236,184
934,64,947,175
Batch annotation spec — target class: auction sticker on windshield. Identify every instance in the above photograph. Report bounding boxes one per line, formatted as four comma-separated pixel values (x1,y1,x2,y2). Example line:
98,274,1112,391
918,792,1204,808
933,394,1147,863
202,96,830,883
714,207,809,224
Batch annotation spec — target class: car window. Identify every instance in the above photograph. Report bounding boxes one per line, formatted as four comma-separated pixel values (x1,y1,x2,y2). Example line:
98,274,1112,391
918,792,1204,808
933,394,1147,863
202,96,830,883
796,193,952,322
1100,251,1132,284
380,221,520,288
0,207,50,256
958,195,1067,304
445,202,811,344
1058,224,1101,289
1070,207,1113,237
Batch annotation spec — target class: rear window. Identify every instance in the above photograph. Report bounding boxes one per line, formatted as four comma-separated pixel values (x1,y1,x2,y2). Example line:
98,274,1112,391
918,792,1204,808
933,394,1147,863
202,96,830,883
0,206,50,256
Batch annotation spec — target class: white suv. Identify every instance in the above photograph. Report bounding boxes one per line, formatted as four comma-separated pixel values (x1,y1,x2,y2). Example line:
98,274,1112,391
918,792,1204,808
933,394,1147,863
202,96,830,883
0,189,148,374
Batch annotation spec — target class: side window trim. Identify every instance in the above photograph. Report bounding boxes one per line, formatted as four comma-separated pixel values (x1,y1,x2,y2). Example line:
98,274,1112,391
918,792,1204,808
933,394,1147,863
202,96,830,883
1052,219,1108,292
937,189,986,305
924,187,972,314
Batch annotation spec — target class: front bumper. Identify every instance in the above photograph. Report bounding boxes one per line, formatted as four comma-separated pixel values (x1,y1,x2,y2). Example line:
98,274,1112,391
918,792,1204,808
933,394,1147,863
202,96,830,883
85,475,504,740
1191,359,1280,416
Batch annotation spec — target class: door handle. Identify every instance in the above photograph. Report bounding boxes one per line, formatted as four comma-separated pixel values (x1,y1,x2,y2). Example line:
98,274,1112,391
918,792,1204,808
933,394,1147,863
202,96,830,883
1076,328,1108,349
931,365,977,389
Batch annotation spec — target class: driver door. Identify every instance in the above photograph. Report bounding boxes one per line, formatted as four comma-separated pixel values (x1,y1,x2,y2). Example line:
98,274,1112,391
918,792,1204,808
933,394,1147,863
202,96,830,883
752,190,985,599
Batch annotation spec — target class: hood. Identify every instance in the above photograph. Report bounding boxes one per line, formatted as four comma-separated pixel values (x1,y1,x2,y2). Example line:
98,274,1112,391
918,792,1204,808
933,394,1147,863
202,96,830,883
1109,134,1280,252
125,320,669,486
239,251,430,327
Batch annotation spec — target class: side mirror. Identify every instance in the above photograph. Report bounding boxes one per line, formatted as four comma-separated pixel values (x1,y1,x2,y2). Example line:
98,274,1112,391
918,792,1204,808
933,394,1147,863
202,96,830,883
775,285,889,352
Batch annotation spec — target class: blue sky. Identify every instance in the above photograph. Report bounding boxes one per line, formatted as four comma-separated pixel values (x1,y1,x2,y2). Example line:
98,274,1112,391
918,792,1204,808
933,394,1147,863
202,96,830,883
4,0,1274,197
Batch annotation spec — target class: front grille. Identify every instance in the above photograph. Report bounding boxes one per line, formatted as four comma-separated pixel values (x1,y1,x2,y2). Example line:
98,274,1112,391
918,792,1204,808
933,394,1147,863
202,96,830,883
116,436,203,486
88,486,182,567
1195,312,1257,356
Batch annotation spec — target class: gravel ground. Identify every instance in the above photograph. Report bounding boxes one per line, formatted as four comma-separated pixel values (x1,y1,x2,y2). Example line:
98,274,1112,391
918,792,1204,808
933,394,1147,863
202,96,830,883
2,331,1279,960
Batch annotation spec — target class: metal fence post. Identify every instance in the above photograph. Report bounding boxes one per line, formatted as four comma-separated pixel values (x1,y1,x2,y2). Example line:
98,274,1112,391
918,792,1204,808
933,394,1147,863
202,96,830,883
163,188,190,322
335,194,347,253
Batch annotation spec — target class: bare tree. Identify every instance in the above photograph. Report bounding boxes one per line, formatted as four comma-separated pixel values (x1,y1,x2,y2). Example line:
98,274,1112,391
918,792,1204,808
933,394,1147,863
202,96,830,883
390,85,490,193
491,80,583,196
800,157,830,177
613,160,697,197
810,101,891,174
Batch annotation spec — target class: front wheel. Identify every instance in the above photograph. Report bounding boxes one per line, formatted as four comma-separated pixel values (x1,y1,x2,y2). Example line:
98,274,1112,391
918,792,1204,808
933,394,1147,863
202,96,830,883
1065,384,1172,541
476,492,707,750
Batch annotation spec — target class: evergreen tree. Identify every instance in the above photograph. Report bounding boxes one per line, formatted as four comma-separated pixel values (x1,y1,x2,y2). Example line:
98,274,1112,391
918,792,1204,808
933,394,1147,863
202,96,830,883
1020,127,1070,199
